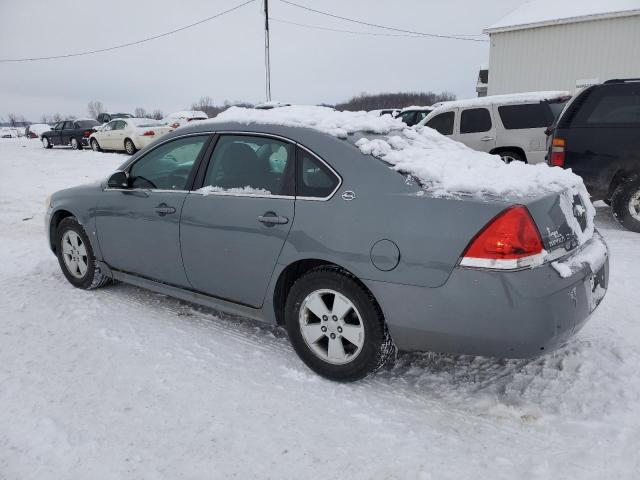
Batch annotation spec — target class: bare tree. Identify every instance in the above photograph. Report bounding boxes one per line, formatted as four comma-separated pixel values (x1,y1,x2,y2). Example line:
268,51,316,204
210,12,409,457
134,107,149,118
7,113,18,127
151,109,164,120
87,100,105,120
334,91,456,111
52,113,63,122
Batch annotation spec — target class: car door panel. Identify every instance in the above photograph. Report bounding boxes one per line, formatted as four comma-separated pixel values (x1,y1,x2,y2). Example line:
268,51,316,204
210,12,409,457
457,107,496,153
96,190,190,286
180,195,294,306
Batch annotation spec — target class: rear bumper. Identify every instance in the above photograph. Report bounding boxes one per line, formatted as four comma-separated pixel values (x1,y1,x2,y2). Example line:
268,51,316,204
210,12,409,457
365,234,609,358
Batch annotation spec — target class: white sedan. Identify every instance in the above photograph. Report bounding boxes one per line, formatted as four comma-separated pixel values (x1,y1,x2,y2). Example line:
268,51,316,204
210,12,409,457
89,118,173,155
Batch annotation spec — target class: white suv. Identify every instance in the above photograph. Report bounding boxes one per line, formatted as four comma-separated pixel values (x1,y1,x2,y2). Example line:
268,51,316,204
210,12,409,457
418,92,570,163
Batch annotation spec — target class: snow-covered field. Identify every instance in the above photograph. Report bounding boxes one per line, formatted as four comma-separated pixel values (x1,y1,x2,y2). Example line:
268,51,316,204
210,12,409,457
1,138,639,479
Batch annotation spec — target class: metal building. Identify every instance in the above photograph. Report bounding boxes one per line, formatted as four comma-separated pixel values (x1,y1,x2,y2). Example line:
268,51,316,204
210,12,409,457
483,0,640,95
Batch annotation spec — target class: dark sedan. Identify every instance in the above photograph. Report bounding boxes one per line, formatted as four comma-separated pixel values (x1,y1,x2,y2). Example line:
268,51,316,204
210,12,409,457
42,119,100,150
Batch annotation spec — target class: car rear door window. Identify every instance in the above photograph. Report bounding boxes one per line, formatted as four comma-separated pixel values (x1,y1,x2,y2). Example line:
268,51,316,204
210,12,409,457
572,84,640,126
297,148,340,198
460,108,492,133
128,135,207,190
202,135,294,196
426,111,454,135
498,103,556,129
63,121,75,130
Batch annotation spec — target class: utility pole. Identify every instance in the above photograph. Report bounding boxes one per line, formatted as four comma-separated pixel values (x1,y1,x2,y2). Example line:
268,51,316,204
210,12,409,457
264,0,272,102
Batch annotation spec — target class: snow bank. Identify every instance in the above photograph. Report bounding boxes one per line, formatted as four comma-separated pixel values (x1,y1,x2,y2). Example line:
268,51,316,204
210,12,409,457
552,232,608,278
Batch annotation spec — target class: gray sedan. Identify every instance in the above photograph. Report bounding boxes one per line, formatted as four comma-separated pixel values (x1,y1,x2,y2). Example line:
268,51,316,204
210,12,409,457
45,120,609,381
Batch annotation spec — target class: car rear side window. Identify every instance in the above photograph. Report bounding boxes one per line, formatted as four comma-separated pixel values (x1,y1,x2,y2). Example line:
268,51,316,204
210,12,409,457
498,103,556,129
202,135,294,196
63,121,75,130
460,108,492,133
129,135,207,190
571,84,640,126
297,148,340,198
425,111,454,135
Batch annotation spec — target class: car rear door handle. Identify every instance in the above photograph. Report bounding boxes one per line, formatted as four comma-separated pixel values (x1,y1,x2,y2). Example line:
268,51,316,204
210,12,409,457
155,203,176,216
480,136,495,141
258,212,289,225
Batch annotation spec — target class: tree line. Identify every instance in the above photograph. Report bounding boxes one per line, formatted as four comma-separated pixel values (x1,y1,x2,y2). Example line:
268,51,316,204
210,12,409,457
2,91,456,126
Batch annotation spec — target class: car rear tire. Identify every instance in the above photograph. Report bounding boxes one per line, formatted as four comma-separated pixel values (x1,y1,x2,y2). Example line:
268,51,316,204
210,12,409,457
284,266,395,382
70,137,81,150
611,177,640,232
56,217,110,290
124,138,137,155
90,139,101,152
499,150,525,163
42,137,52,149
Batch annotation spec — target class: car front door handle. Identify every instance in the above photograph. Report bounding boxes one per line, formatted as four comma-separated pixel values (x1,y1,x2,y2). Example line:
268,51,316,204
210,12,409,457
480,136,495,142
155,203,176,216
258,212,289,225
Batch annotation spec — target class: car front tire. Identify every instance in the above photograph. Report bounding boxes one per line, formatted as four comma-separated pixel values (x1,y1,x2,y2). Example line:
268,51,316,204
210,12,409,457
611,177,640,232
56,217,110,289
90,139,101,152
70,137,81,150
42,137,52,149
285,267,395,382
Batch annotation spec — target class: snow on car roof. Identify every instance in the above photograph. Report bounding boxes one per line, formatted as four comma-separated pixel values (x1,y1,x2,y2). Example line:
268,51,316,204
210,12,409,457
212,105,588,200
430,91,570,111
400,105,433,112
165,111,208,119
485,0,640,33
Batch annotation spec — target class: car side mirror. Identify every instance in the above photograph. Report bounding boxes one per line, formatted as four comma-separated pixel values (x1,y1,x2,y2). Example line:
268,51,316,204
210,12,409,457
107,171,130,188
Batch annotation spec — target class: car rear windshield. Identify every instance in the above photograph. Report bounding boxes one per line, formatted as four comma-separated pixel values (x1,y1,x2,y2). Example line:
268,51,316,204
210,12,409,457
569,83,640,126
76,120,99,128
498,102,563,130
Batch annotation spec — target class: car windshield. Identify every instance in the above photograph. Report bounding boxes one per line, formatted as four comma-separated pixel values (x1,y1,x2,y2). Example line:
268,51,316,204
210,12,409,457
76,120,99,128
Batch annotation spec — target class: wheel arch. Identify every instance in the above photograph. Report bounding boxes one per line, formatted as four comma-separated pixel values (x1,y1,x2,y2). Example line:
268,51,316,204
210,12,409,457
607,169,640,201
49,209,75,253
271,258,381,326
490,146,527,163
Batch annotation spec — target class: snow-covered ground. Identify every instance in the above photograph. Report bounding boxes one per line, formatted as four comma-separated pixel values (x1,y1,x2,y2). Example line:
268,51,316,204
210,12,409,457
1,138,639,479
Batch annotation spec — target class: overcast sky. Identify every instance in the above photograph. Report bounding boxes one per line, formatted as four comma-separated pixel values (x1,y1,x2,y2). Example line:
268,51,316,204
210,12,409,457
0,0,522,121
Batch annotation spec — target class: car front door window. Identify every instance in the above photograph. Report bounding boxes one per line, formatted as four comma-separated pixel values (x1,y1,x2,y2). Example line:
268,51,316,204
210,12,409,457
129,135,208,190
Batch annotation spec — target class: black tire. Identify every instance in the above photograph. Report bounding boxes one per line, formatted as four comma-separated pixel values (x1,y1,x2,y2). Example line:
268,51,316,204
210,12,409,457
70,137,82,150
498,150,525,163
611,177,640,232
124,138,137,155
285,266,395,382
42,137,53,149
55,217,110,289
90,138,101,152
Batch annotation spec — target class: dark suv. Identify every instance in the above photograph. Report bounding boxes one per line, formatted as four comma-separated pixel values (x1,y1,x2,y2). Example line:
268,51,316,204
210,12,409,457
549,79,640,231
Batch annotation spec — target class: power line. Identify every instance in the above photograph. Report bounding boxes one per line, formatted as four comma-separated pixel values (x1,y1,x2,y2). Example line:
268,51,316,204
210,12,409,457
271,17,425,37
279,0,488,42
0,0,256,63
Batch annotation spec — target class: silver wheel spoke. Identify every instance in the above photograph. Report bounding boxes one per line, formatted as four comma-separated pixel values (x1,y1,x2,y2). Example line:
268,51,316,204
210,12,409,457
327,337,347,361
301,323,325,344
305,293,330,320
331,294,352,320
61,230,89,279
340,324,364,348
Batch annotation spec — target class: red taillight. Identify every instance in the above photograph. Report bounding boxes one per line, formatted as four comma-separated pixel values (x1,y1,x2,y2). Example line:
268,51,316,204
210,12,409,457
460,206,544,270
143,130,155,136
170,122,180,129
83,130,92,138
550,138,565,167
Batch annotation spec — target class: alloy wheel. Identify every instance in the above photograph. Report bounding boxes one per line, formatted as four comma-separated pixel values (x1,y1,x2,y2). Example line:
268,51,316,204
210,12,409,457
91,139,99,151
71,138,78,149
125,140,135,154
42,138,49,148
298,289,365,365
61,230,89,278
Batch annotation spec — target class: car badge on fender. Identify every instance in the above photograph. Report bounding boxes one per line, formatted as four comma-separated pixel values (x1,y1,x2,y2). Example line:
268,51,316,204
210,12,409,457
341,190,356,201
